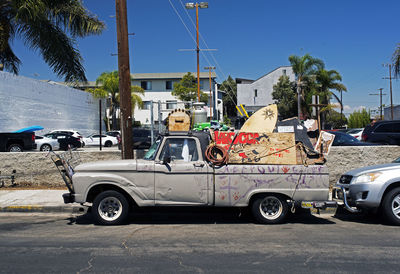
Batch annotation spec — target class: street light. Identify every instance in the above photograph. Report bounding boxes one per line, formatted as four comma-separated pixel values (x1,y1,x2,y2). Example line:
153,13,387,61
185,2,208,102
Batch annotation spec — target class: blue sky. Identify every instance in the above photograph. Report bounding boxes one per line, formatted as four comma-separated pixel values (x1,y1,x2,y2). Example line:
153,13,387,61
9,0,400,116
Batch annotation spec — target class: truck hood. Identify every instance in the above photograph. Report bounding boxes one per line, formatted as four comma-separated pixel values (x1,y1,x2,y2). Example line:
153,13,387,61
345,163,400,176
74,160,137,172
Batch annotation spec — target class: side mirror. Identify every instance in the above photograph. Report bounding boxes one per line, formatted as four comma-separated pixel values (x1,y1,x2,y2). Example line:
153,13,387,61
162,156,171,164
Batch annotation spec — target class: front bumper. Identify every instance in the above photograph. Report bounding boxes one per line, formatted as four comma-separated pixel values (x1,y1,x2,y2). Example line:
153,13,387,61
333,182,382,212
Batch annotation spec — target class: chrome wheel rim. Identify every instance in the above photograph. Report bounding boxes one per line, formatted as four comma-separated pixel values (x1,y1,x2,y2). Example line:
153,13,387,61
41,145,51,151
259,196,283,220
98,197,123,221
9,146,22,152
391,194,400,220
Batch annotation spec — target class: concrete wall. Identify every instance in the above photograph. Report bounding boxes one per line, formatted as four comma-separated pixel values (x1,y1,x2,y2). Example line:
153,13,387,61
1,146,399,189
237,66,295,113
0,71,103,136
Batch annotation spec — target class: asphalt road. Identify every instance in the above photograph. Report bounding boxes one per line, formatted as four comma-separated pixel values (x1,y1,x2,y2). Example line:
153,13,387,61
0,208,399,273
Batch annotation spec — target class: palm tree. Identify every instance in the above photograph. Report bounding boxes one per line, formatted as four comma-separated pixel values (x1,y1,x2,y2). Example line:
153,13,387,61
0,0,104,82
288,54,325,118
316,69,347,109
88,71,145,130
315,69,347,127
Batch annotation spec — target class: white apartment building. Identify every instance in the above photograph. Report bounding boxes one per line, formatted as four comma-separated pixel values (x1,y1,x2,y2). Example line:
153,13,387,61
237,66,295,114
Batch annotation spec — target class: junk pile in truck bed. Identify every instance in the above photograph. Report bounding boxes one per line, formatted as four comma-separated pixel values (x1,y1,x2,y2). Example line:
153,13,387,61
166,104,328,166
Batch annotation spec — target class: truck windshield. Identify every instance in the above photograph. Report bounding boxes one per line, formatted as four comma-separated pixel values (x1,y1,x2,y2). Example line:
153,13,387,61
144,138,161,160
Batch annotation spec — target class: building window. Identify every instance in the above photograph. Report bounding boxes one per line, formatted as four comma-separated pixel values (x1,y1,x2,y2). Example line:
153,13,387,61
166,81,173,90
282,69,287,75
199,80,204,90
141,81,152,90
254,89,258,97
143,101,151,110
166,100,177,110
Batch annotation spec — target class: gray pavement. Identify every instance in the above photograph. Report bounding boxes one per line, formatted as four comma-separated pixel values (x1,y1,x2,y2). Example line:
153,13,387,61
0,190,84,213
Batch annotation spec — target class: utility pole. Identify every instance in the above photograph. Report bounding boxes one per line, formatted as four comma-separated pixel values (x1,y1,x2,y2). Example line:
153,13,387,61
185,2,209,102
383,64,394,120
369,88,386,120
204,66,215,121
115,0,133,159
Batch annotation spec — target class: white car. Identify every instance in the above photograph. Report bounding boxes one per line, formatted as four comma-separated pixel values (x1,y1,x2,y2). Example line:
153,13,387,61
347,128,364,141
35,135,60,151
82,134,118,147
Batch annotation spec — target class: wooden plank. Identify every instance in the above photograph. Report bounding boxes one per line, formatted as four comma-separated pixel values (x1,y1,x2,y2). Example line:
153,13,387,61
228,132,297,165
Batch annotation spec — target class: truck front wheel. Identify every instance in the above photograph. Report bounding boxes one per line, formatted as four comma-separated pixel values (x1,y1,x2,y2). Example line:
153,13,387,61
251,195,288,224
382,187,400,225
92,190,129,225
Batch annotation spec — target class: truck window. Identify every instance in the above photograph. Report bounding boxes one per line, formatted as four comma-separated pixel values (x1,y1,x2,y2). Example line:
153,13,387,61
159,138,198,162
144,138,161,160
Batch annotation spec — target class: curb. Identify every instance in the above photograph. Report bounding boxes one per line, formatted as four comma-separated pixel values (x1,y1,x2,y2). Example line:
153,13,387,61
0,205,86,213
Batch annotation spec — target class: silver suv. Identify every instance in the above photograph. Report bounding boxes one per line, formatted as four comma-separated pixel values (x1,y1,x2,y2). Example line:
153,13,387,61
333,157,400,225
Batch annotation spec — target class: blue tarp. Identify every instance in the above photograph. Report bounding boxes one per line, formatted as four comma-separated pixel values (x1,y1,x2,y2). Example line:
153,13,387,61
12,126,44,133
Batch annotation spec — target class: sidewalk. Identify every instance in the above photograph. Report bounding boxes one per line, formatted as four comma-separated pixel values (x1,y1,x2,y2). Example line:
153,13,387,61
0,190,85,213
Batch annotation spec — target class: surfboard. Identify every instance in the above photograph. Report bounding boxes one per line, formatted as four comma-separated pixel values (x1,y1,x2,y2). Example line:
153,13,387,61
239,104,278,133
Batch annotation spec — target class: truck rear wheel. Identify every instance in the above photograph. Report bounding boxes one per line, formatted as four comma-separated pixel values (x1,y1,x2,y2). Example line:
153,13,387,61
92,190,129,225
8,144,23,152
382,187,400,225
251,195,288,224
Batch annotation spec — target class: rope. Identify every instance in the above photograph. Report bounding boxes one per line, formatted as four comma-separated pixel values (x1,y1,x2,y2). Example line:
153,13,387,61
205,144,229,166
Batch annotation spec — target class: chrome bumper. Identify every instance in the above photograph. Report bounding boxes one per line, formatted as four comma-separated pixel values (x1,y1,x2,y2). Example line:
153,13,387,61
332,186,360,213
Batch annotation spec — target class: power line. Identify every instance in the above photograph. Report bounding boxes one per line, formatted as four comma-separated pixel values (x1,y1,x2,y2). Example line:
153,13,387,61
169,0,238,109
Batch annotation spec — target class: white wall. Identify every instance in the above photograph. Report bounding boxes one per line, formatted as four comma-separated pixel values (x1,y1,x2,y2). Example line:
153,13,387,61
0,71,103,136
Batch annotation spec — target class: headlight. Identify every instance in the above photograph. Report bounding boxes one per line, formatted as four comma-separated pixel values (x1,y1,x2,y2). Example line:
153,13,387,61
353,172,382,183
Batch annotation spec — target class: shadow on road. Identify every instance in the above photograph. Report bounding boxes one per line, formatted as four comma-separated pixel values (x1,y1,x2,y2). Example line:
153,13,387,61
66,207,336,226
332,205,397,226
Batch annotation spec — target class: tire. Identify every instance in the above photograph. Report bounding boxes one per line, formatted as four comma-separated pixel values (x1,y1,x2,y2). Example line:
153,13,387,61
92,190,129,225
8,144,23,152
251,195,288,224
105,141,112,147
40,144,52,152
382,187,400,225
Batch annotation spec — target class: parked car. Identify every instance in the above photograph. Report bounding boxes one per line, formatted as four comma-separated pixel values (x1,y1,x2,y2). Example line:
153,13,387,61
82,134,118,147
44,133,82,151
333,157,400,225
106,131,121,149
106,131,121,138
325,131,377,146
48,130,84,146
133,128,159,149
362,120,400,145
35,135,59,151
346,128,364,141
0,132,37,152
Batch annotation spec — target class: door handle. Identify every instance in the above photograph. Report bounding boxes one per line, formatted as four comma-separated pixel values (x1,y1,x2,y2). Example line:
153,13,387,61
193,162,205,168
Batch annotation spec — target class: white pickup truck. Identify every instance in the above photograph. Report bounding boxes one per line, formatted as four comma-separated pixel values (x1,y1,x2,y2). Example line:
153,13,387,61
62,132,336,225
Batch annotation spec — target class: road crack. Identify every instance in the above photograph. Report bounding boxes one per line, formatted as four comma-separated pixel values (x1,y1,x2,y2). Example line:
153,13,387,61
76,255,95,273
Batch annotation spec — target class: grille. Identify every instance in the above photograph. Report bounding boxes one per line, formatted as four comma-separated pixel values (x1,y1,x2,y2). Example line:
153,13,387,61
339,175,353,184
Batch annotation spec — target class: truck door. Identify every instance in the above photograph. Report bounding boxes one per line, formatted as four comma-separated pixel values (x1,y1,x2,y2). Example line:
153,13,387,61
155,137,209,205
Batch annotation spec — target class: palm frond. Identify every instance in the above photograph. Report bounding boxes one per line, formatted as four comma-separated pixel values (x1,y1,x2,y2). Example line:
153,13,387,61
20,17,86,82
393,43,400,78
